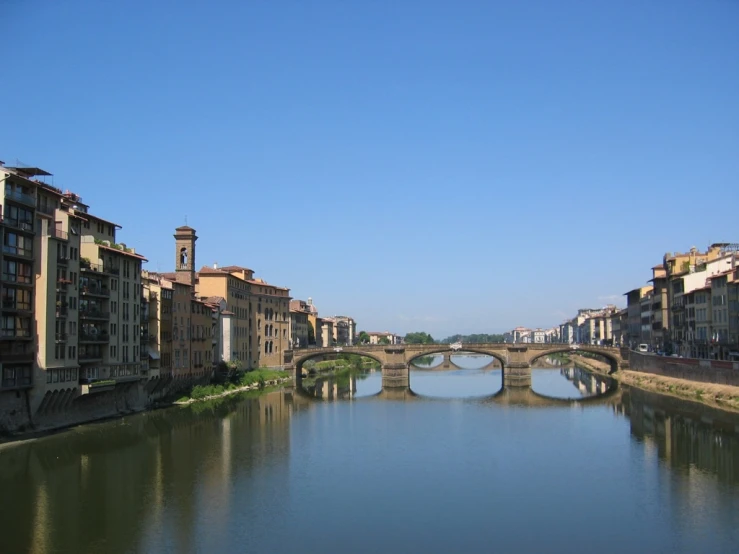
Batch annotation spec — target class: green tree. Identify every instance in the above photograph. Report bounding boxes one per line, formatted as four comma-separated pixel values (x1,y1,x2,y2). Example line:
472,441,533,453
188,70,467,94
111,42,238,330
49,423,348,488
308,321,315,345
404,332,435,344
439,333,506,344
379,336,391,345
358,331,370,344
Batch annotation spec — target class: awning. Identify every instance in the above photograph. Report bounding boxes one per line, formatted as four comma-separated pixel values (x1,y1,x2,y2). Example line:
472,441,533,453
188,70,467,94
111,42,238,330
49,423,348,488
148,351,161,360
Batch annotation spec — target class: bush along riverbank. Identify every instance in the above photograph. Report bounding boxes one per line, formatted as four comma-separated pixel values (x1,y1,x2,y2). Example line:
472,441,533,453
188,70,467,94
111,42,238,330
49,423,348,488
571,354,739,413
174,369,292,404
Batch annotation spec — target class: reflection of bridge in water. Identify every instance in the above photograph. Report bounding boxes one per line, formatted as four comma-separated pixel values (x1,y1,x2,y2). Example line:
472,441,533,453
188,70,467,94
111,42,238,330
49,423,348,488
411,352,574,371
296,366,620,408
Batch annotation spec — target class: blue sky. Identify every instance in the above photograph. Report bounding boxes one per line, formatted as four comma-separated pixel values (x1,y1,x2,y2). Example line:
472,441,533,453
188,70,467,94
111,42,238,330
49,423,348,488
2,0,737,339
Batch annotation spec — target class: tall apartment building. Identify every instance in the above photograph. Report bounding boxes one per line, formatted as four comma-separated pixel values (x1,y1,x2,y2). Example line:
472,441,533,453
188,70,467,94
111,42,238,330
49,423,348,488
142,270,174,379
624,286,652,348
331,315,357,346
247,276,291,368
1,165,41,395
729,267,739,357
1,163,146,418
317,317,335,347
289,299,311,348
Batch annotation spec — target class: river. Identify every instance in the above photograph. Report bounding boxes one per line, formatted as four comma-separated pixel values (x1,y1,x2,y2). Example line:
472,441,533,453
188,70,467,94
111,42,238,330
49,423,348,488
1,360,739,553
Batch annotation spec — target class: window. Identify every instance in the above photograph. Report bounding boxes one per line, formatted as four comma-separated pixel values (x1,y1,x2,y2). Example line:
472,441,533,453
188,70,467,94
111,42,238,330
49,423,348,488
2,260,32,283
5,205,34,230
3,232,32,257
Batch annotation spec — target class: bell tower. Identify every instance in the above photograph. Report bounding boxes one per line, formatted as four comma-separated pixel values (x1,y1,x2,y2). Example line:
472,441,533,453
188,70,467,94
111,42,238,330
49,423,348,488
174,225,198,286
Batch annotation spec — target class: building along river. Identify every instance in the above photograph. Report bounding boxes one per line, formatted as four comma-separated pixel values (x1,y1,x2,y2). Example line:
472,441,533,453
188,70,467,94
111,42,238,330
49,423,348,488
1,356,739,553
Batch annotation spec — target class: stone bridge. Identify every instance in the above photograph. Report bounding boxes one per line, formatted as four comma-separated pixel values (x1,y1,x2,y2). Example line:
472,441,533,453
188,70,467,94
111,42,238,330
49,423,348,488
283,343,629,389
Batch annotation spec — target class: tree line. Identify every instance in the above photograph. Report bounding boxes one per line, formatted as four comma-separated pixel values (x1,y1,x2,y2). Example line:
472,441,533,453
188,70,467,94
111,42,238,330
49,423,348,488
355,331,508,345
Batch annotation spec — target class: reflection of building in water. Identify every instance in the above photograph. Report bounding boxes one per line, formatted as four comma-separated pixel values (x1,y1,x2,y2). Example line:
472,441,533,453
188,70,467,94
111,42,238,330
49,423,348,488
617,388,739,484
560,367,609,396
311,375,358,400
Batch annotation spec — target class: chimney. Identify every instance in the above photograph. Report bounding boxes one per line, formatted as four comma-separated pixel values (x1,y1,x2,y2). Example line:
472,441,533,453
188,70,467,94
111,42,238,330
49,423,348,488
214,262,218,270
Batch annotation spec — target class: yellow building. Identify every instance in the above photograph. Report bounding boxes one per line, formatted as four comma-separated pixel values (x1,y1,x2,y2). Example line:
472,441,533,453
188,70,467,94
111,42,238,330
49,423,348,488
169,225,292,370
141,270,174,380
0,163,146,418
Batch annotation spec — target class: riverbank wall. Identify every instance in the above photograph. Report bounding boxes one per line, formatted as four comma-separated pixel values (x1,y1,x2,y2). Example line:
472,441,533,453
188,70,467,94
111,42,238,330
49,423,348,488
0,374,209,437
628,351,739,386
571,353,739,413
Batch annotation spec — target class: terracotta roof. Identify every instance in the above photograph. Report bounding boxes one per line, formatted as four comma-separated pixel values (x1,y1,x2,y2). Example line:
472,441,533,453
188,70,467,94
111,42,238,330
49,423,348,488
175,225,195,231
201,296,224,305
221,310,235,316
220,265,253,272
197,266,228,276
246,279,289,291
652,264,664,270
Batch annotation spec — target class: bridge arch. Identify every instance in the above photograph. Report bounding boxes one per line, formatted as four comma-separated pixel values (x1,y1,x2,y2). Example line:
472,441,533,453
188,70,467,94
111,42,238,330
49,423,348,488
527,346,621,374
293,349,385,375
407,347,507,369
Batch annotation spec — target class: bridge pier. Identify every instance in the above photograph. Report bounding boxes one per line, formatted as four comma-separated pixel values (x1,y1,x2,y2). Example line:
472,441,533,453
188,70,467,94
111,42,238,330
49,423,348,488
502,363,532,387
382,363,410,388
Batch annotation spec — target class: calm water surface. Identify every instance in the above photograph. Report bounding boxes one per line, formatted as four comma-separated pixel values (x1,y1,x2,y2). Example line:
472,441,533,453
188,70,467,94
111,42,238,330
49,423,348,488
2,364,739,554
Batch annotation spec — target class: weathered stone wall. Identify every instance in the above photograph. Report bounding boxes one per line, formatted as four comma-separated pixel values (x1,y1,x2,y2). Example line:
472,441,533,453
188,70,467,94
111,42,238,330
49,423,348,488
0,390,33,435
1,374,211,437
629,352,739,386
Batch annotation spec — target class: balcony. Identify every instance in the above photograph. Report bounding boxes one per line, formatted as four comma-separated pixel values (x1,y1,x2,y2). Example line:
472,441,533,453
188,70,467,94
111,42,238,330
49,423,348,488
57,253,70,265
57,278,72,290
79,308,110,321
36,204,55,217
80,379,115,394
56,305,68,318
5,219,35,233
81,261,105,274
50,228,68,241
81,284,110,298
79,351,104,362
0,329,33,340
0,350,34,363
79,330,110,343
55,332,68,342
140,349,149,360
4,188,36,207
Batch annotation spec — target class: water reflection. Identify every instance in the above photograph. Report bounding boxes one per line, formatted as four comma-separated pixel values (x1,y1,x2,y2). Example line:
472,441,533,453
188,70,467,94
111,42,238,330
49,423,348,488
532,366,616,400
410,368,502,398
2,376,739,553
301,369,382,399
0,390,305,554
617,387,739,485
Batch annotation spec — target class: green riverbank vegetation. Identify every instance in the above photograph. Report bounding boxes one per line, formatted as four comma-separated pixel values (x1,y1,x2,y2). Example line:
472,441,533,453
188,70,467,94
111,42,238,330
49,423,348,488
176,368,291,403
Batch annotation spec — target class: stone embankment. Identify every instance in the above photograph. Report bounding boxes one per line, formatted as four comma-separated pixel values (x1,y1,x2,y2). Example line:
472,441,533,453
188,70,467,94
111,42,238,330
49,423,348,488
571,354,739,413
